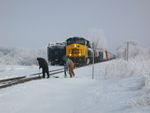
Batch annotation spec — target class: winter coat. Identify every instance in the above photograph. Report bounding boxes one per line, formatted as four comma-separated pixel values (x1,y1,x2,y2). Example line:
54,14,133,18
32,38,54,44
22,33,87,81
37,57,49,70
66,58,74,69
66,58,75,77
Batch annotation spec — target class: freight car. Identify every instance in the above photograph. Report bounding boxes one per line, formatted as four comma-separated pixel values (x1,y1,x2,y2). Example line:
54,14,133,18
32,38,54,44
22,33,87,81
47,42,66,65
98,50,116,62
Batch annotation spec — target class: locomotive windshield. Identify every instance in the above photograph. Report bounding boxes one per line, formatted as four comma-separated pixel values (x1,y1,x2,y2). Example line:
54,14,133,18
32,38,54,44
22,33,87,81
66,37,91,48
67,37,87,45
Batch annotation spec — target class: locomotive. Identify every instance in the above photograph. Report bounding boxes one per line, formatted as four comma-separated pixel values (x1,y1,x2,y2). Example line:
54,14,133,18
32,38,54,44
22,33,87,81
47,42,65,65
66,37,93,66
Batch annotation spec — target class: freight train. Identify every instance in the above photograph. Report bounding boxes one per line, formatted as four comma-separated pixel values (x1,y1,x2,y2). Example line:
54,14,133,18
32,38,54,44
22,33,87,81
47,37,115,66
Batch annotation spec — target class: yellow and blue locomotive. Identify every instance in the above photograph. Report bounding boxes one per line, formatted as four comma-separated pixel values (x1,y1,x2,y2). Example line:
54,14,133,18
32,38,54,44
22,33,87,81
65,37,93,66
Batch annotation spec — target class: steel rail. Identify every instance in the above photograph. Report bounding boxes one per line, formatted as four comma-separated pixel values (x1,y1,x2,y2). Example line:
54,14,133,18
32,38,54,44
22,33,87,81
0,68,64,89
0,59,114,89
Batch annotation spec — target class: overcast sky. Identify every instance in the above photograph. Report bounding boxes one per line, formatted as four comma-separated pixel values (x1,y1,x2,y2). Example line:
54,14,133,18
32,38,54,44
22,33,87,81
0,0,150,52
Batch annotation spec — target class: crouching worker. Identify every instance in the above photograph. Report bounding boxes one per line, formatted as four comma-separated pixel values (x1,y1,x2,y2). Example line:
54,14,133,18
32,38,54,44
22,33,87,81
62,56,75,78
37,57,50,78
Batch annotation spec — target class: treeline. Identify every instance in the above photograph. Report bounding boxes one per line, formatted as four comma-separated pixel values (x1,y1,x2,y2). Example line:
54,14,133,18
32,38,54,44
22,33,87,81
0,47,46,65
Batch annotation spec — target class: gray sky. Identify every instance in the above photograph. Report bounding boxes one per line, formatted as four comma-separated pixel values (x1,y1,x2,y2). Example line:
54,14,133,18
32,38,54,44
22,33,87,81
0,0,150,52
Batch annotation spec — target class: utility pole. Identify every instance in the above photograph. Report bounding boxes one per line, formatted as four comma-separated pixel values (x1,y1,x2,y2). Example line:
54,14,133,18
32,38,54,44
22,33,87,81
92,42,95,79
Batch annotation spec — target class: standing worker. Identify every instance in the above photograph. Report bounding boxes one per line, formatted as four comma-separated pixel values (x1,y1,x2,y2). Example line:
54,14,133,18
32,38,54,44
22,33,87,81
62,56,75,78
37,57,50,78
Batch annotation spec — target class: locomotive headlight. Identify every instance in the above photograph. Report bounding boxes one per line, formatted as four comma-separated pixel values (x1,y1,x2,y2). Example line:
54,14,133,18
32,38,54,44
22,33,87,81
74,44,77,47
69,54,72,56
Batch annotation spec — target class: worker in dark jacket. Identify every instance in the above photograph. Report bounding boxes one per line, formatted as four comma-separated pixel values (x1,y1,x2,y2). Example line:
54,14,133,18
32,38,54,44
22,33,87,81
37,57,50,78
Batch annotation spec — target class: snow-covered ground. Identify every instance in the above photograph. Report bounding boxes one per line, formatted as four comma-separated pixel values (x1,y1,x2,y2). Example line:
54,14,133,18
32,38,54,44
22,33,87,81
0,57,150,113
0,43,150,113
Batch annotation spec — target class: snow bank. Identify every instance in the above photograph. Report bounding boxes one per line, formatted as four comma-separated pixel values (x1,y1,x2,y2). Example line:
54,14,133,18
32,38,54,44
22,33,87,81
116,41,150,88
104,59,134,79
0,47,47,65
104,41,150,108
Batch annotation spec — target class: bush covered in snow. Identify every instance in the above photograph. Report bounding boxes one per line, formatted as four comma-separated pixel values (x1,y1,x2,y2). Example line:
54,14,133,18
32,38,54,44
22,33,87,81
0,47,47,65
116,41,147,59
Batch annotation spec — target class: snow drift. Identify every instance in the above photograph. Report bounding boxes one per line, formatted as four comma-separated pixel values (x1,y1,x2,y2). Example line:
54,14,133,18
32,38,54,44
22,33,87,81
106,41,150,108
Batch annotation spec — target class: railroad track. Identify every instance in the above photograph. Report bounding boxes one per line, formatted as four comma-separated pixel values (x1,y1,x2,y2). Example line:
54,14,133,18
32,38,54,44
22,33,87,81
0,59,114,89
0,68,64,89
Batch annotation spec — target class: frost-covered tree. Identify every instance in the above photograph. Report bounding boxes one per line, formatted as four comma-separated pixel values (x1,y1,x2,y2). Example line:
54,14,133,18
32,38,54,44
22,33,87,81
0,47,46,65
116,41,149,59
89,28,107,49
